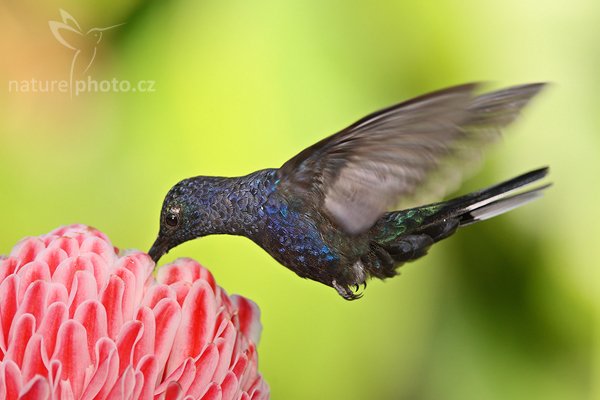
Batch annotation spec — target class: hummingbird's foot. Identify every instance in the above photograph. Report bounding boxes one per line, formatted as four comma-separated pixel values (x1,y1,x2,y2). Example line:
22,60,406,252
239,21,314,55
332,279,364,301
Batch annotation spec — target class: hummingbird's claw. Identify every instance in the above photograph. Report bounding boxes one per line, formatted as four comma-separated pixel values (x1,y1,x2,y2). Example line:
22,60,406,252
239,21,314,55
333,280,363,301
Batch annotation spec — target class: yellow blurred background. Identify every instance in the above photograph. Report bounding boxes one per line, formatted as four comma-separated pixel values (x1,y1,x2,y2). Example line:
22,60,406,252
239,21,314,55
0,0,597,399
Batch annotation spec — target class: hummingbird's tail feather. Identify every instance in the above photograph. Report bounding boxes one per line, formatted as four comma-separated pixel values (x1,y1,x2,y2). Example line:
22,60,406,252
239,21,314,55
458,182,550,226
366,167,550,278
431,166,550,225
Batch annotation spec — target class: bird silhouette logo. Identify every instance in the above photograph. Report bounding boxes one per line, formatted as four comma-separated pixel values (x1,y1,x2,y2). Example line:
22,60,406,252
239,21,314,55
49,9,123,93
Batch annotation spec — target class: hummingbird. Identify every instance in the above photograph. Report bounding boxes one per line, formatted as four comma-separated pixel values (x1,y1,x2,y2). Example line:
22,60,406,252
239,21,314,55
149,83,550,300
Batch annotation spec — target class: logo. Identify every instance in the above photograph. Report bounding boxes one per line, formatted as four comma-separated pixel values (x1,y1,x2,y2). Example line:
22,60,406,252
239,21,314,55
49,9,123,89
6,10,155,96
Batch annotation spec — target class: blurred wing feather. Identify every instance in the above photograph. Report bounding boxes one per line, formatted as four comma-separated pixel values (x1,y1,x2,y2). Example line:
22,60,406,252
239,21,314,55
278,83,545,234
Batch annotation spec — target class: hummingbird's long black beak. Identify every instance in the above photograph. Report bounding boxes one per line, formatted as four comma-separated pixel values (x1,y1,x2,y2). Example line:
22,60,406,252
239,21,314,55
148,236,168,263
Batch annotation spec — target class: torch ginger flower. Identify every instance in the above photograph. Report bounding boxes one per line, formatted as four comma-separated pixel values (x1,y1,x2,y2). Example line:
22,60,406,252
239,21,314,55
0,225,269,399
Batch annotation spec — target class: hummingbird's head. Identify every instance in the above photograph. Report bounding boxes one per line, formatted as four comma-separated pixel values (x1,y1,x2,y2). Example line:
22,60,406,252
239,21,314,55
148,177,222,263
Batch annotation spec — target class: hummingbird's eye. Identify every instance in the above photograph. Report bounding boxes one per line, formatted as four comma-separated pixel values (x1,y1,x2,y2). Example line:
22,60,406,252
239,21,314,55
166,213,178,227
165,208,181,228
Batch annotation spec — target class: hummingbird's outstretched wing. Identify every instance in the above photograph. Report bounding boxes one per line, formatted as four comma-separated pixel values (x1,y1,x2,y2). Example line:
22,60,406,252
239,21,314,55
277,83,545,234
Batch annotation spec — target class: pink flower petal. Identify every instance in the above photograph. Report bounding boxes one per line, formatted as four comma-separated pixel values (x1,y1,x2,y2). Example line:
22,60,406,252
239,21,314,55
20,333,46,382
6,314,35,369
141,284,177,310
36,248,67,276
132,369,145,400
213,321,236,384
52,320,92,399
58,379,75,400
80,338,118,400
132,307,156,367
0,257,19,283
116,321,143,376
0,359,22,400
244,345,259,388
80,236,115,265
232,353,249,382
156,261,192,285
115,253,153,306
220,371,239,400
247,377,269,400
13,281,48,335
10,237,45,268
68,271,98,317
52,256,94,294
16,261,51,304
85,252,111,291
46,237,79,259
37,302,68,360
17,375,50,400
157,357,195,396
47,360,61,399
40,235,57,247
0,275,19,348
106,365,136,400
200,383,222,400
166,281,217,377
164,381,184,400
187,344,219,399
171,282,192,307
197,267,217,294
135,354,159,400
114,267,137,322
159,258,217,294
172,358,197,395
100,275,125,340
46,282,69,306
152,299,182,377
231,296,262,345
73,300,108,365
214,310,231,340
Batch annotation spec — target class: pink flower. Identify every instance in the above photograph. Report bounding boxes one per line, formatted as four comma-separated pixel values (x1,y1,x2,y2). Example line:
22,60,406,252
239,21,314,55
0,224,269,400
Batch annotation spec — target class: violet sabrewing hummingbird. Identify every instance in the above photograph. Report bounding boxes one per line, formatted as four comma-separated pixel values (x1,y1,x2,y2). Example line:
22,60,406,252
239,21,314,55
149,83,550,300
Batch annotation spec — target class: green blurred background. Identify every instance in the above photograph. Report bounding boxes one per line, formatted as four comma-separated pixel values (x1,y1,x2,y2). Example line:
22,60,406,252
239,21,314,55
0,0,597,399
